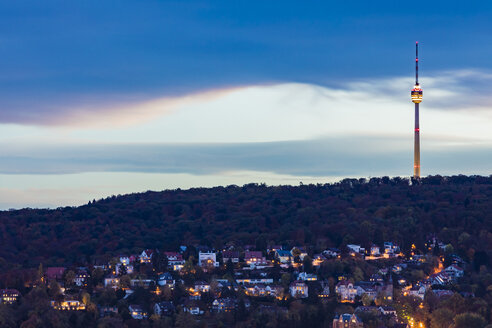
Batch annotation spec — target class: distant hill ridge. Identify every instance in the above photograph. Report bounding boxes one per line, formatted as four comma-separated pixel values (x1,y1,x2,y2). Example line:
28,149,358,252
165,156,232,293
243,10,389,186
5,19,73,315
0,175,491,273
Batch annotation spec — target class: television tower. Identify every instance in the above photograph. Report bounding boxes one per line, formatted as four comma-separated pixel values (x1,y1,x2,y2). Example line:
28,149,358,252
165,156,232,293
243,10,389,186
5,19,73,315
411,42,423,178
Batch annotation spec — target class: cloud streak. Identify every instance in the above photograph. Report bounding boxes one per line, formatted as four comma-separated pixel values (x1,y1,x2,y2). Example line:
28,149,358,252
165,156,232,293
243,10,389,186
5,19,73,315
1,71,492,208
0,137,491,177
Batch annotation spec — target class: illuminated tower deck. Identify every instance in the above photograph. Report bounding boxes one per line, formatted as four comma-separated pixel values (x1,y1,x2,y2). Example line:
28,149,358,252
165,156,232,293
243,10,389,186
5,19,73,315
411,42,423,178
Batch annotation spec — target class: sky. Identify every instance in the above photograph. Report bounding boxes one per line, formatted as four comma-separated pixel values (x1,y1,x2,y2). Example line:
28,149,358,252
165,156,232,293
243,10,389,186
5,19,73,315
1,1,492,208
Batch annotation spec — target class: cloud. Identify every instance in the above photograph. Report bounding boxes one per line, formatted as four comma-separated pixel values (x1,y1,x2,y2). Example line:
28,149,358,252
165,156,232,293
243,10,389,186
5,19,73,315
1,71,492,209
0,137,491,178
1,139,491,209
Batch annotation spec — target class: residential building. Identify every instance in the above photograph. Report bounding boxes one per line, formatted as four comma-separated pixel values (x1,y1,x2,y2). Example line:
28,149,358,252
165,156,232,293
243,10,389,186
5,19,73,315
405,285,426,299
291,247,308,260
245,251,268,266
212,298,236,312
129,305,148,319
298,272,317,281
222,251,240,263
51,300,86,311
236,278,273,285
323,248,341,258
163,252,185,271
74,270,89,287
332,314,363,328
154,301,175,316
194,281,211,293
319,281,330,298
289,281,308,298
384,242,400,255
370,245,380,256
198,252,219,268
347,244,365,255
444,265,464,279
140,249,154,263
379,306,397,316
116,263,134,275
104,275,120,288
355,282,377,300
183,300,204,315
275,250,292,264
130,279,154,288
336,280,357,302
0,289,20,304
157,272,175,288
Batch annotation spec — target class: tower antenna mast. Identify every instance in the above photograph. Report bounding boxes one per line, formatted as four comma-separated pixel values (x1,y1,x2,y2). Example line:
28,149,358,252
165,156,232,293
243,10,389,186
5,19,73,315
411,42,423,178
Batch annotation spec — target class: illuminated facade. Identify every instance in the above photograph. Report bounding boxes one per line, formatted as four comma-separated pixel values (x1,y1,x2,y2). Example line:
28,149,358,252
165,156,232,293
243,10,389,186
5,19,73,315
50,300,86,311
289,281,308,298
411,42,423,178
129,304,148,319
198,252,219,268
332,314,363,328
0,289,20,304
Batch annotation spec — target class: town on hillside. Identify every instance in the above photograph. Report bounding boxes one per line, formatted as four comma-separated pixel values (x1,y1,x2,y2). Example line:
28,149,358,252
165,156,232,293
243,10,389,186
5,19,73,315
0,234,482,328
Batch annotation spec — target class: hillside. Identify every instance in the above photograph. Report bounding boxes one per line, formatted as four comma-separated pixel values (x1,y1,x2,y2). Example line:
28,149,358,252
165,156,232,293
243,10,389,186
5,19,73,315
0,175,491,274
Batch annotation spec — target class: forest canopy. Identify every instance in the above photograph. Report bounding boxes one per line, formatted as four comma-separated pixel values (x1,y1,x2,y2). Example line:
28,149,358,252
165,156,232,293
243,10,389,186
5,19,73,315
0,175,491,275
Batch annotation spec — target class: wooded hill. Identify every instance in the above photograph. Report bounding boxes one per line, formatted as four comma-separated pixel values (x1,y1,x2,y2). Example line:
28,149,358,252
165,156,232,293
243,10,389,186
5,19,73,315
0,175,491,275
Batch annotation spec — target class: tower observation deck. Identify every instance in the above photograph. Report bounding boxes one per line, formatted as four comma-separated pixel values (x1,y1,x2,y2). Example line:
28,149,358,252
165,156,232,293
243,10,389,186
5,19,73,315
411,42,422,178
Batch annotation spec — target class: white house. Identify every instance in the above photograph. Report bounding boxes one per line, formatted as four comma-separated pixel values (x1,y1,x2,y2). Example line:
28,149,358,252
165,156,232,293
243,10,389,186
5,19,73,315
370,245,380,256
275,250,292,264
129,305,148,319
236,278,274,285
183,300,204,315
336,280,358,302
444,265,464,279
140,249,154,263
355,282,377,300
384,242,400,255
406,285,426,299
298,272,317,281
157,272,175,288
322,248,341,258
104,276,120,288
379,306,397,316
163,252,185,271
347,244,362,253
194,281,211,293
198,252,219,268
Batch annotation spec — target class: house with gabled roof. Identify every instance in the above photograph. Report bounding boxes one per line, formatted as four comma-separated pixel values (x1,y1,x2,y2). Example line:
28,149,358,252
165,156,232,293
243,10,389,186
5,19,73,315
444,265,464,279
275,250,292,264
154,301,175,316
332,313,363,328
335,280,357,302
140,249,154,263
289,281,308,298
379,306,397,316
129,304,148,319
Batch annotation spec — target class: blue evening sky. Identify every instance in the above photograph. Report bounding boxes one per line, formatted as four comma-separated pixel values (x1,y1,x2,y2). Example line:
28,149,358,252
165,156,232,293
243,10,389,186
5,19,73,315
1,1,492,120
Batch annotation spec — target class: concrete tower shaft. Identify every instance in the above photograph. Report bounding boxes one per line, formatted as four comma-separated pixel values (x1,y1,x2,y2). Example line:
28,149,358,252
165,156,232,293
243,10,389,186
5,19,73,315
411,42,422,178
